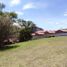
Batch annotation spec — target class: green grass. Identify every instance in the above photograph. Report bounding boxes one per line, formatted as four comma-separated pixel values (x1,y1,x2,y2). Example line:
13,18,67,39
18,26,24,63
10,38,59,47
0,36,67,67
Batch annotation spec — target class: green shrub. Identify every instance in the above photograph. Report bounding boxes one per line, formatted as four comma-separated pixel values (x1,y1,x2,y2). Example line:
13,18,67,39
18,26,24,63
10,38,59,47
19,28,32,42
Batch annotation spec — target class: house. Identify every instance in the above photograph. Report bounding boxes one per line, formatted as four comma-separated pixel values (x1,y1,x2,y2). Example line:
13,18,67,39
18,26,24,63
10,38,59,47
32,30,45,39
44,29,67,37
44,31,49,37
55,29,67,36
31,27,45,39
35,30,45,35
31,28,67,39
44,30,55,37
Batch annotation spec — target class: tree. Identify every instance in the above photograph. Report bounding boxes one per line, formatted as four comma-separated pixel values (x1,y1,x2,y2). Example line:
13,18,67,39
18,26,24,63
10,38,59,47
0,3,5,12
9,12,17,19
17,19,26,27
0,2,17,19
0,3,5,16
27,21,36,32
4,12,17,20
20,20,36,31
0,15,13,47
19,20,36,42
22,21,34,28
19,28,32,42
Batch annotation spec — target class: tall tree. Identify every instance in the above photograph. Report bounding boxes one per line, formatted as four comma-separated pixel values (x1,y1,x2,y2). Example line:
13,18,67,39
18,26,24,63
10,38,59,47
9,12,17,19
21,20,36,29
0,3,5,12
0,3,5,15
19,20,36,42
4,12,17,20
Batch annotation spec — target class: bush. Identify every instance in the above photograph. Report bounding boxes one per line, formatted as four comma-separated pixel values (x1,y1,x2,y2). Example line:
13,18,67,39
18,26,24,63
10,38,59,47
19,28,32,42
0,15,13,47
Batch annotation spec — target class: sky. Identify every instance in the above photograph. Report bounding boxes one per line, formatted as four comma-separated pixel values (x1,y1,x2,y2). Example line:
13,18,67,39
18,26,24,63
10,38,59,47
0,0,67,30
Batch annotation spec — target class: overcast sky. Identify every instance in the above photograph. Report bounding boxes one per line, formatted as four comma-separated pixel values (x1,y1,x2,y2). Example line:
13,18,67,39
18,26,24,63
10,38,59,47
0,0,67,30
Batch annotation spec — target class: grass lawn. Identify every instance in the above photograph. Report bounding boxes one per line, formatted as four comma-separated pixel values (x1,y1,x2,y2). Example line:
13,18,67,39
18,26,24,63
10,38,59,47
0,36,67,67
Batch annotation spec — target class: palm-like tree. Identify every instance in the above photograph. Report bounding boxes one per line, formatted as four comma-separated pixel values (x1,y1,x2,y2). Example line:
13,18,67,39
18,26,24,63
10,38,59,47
22,20,36,29
17,19,36,32
19,20,36,42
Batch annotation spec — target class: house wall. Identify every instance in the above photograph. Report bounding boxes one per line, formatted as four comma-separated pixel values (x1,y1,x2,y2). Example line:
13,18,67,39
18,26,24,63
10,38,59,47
32,32,67,40
55,33,67,36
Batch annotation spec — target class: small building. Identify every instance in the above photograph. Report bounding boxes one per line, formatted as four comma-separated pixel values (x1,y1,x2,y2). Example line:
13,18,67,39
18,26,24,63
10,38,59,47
31,29,67,39
31,30,45,39
44,30,55,37
55,30,67,36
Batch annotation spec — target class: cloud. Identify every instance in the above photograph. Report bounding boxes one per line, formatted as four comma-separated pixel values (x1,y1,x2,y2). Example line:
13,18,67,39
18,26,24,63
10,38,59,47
15,11,23,15
10,0,21,7
64,12,67,16
22,2,48,10
45,20,67,26
35,2,48,8
0,0,3,3
22,2,36,10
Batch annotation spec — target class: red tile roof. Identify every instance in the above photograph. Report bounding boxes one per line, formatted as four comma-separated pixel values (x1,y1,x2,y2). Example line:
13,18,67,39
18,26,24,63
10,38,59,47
35,31,45,35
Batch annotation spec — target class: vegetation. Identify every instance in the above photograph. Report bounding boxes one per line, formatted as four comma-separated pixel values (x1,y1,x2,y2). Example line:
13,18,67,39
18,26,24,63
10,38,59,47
0,1,67,67
0,3,5,15
0,37,67,67
0,2,67,67
0,15,13,46
19,20,36,42
19,28,32,42
0,3,18,46
0,2,37,47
